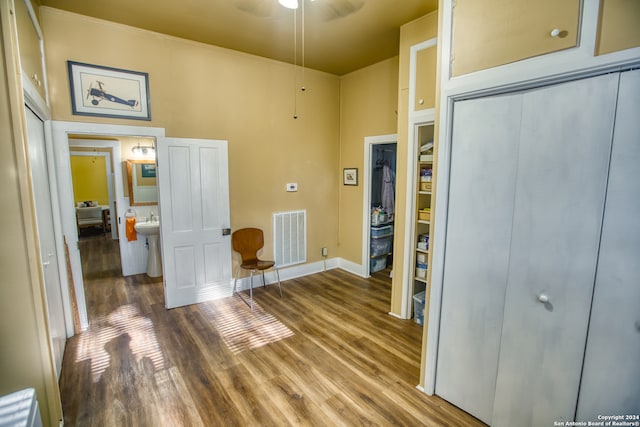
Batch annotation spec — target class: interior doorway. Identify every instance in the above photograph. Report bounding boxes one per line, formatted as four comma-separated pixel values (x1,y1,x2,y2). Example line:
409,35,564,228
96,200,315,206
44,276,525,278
65,134,160,323
362,134,398,278
51,121,165,330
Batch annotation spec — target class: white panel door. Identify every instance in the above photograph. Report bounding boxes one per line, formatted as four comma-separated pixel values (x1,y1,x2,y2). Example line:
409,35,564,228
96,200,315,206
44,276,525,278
576,69,640,418
491,73,619,426
157,138,232,309
436,93,522,424
25,106,66,376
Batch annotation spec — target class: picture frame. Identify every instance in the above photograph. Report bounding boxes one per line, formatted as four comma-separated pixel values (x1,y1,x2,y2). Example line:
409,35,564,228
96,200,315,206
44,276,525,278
140,164,156,178
343,168,358,186
67,61,151,120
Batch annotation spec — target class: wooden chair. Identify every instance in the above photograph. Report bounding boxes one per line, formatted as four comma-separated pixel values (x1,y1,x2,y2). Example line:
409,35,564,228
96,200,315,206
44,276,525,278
231,228,282,309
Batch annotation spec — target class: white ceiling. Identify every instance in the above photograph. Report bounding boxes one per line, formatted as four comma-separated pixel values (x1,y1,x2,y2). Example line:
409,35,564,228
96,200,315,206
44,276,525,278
39,0,438,75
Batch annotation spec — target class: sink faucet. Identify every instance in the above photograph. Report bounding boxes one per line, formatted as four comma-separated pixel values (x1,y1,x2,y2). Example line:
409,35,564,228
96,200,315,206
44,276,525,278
150,212,155,222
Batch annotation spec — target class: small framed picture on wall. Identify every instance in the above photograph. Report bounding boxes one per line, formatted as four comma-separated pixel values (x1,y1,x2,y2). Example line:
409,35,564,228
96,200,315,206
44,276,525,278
343,168,358,186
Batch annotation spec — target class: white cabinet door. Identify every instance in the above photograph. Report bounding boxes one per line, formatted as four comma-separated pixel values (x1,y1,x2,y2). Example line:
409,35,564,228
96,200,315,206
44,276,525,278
157,138,232,309
576,69,640,419
491,73,619,426
436,93,522,424
25,107,66,376
436,72,621,425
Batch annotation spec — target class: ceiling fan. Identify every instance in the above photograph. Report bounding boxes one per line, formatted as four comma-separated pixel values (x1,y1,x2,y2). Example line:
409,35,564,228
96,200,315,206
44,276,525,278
234,0,364,21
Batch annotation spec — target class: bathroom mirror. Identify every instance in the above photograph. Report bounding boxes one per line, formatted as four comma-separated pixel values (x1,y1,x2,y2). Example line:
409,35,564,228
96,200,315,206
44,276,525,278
126,159,158,206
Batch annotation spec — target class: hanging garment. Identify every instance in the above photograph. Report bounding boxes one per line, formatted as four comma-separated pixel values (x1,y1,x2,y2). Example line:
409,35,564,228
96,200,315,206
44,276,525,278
381,164,395,216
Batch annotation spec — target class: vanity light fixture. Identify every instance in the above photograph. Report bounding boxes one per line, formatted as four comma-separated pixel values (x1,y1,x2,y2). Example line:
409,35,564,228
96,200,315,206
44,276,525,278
132,143,155,156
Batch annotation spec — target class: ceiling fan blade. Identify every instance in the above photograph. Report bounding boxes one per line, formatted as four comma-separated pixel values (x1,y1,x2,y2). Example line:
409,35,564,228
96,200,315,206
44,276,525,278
314,0,364,21
234,0,277,17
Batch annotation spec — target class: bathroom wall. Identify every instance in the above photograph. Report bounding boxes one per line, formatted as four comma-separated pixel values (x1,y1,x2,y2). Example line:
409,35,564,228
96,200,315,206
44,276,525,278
69,154,109,205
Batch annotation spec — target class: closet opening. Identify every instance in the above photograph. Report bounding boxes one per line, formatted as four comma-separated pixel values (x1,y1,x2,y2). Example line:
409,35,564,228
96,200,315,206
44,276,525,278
363,134,398,279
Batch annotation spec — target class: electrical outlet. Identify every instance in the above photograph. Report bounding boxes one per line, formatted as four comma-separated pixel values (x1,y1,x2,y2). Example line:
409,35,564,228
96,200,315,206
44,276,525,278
321,247,328,256
286,183,298,192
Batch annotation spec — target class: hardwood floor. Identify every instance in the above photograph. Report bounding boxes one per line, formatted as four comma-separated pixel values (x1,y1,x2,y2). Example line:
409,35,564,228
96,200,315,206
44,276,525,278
61,234,483,426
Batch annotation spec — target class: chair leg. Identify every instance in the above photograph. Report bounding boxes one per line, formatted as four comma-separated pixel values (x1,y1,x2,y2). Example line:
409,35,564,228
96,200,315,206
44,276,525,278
249,270,254,310
261,270,267,288
232,266,240,294
275,267,283,298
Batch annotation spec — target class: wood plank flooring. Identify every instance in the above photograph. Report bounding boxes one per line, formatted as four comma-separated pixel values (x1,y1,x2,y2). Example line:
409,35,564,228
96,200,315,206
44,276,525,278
60,234,484,426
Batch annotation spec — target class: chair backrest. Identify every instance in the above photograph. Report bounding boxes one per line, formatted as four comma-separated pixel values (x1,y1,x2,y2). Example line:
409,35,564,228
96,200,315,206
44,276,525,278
76,206,102,220
232,228,265,262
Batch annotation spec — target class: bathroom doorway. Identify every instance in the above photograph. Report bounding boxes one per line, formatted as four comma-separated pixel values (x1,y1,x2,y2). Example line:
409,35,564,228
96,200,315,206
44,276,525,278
51,121,165,330
65,134,160,323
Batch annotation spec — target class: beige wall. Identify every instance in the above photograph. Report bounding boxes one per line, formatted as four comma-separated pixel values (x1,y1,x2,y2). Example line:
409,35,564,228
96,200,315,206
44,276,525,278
41,7,340,263
389,12,438,316
337,57,399,262
0,3,62,425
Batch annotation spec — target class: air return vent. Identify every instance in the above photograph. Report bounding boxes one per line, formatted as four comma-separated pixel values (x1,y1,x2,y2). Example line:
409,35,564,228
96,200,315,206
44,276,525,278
273,210,307,268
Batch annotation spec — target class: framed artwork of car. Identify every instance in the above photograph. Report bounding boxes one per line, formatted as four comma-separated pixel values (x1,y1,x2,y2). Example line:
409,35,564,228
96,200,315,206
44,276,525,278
67,61,151,120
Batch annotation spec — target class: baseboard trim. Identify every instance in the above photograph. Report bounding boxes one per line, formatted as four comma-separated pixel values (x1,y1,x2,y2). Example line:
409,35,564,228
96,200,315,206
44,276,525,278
336,258,367,278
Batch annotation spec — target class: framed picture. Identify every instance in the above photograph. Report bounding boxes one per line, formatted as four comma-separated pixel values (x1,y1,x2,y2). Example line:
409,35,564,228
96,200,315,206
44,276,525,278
343,168,358,186
140,164,156,178
67,61,151,120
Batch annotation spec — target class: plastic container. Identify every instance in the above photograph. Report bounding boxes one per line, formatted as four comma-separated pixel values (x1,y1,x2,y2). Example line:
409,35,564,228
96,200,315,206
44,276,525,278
415,263,427,279
413,290,426,325
371,225,392,237
370,256,387,273
370,236,392,257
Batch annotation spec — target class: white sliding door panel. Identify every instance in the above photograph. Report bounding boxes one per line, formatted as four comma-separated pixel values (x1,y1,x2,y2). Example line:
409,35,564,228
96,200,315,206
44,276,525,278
158,138,232,309
25,107,66,377
577,69,640,418
436,94,522,424
492,74,620,426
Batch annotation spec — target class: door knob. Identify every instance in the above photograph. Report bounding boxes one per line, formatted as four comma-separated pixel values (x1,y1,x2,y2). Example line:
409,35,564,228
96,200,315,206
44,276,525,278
222,228,231,236
538,293,549,303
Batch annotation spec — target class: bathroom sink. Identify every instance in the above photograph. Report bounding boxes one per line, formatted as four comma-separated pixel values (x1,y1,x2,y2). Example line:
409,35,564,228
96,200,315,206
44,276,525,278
135,220,160,236
134,220,162,277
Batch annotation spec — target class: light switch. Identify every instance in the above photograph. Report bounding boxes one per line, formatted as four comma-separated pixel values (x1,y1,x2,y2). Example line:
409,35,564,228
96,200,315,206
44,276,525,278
286,183,298,192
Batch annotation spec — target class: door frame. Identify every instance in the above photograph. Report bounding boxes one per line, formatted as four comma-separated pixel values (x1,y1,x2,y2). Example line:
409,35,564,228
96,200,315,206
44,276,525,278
69,148,117,240
362,134,397,277
51,121,165,330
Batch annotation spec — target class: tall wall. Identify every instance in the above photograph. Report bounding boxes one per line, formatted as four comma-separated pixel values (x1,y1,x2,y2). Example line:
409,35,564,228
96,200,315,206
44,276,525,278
337,57,399,263
40,7,340,263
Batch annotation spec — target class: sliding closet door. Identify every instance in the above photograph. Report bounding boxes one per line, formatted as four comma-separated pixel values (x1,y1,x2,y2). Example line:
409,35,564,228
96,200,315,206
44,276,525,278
436,93,521,424
576,69,640,418
491,74,619,426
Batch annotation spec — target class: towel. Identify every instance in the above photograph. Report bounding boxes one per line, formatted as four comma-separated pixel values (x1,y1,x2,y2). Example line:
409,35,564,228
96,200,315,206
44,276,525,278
126,217,137,241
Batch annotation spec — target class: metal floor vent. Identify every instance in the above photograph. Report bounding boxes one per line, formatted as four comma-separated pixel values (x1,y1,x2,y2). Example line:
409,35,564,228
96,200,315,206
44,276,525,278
273,210,307,268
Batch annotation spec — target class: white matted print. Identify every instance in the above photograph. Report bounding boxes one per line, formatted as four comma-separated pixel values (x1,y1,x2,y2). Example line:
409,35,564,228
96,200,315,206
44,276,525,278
67,61,151,120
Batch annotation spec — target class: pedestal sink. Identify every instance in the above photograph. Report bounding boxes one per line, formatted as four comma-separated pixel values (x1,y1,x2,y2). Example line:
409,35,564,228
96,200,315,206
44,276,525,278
134,220,162,278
